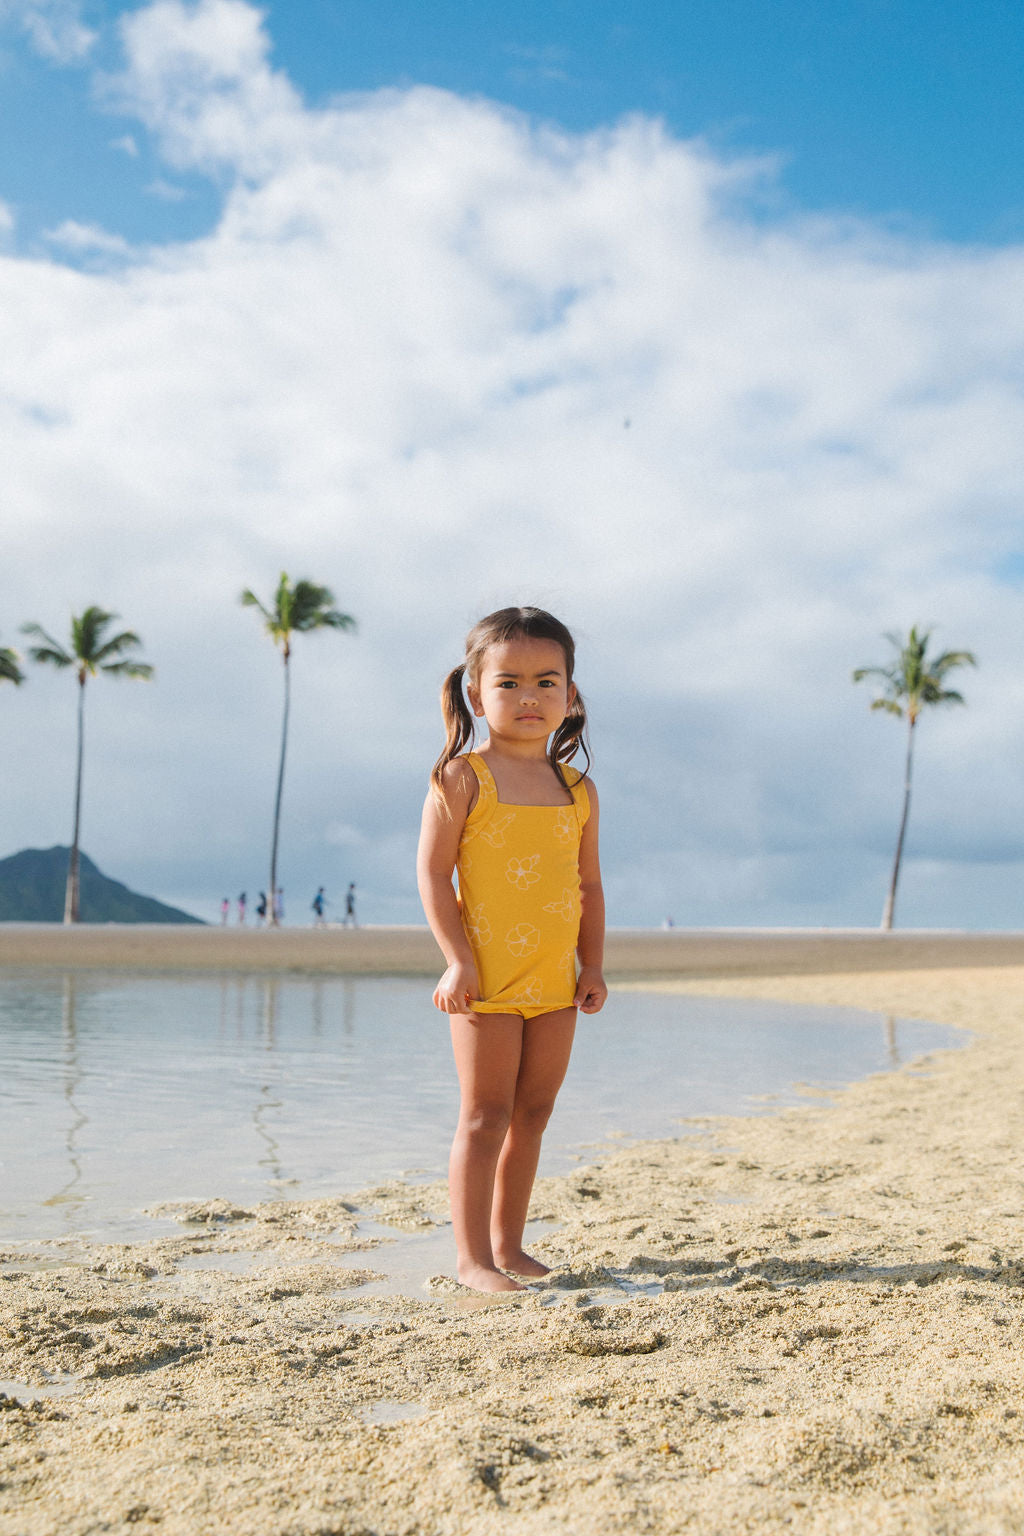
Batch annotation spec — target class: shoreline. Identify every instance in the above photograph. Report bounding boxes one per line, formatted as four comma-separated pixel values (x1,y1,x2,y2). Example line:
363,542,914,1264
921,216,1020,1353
1,960,1023,1532
2,921,1024,977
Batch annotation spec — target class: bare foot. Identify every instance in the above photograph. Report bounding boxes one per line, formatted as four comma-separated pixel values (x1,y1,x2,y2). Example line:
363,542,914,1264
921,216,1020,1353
492,1249,550,1279
457,1261,526,1294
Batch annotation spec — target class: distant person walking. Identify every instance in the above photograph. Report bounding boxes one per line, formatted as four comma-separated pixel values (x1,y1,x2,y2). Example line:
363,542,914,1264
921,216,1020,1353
255,891,268,926
312,887,327,927
342,882,357,928
238,891,247,926
220,897,229,926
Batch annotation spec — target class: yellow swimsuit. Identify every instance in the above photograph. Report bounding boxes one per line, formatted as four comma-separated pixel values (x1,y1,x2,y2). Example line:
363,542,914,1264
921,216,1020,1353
457,752,590,1019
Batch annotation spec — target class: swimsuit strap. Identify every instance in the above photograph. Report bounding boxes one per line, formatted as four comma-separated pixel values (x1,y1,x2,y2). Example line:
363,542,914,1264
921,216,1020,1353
561,762,590,832
463,752,498,831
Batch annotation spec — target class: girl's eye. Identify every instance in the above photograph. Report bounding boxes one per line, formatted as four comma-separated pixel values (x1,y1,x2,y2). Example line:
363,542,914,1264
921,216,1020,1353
498,680,517,689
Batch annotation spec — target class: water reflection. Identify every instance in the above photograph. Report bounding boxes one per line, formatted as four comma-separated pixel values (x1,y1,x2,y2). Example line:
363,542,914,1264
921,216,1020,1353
884,1015,900,1067
0,971,960,1245
253,1083,286,1184
42,975,88,1219
260,977,280,1049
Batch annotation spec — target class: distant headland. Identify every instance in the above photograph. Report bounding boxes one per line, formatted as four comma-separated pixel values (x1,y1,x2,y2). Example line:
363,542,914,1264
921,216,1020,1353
0,846,204,925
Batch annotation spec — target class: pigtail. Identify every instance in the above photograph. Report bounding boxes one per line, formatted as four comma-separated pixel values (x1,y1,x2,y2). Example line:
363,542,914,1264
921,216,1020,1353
430,663,475,813
550,688,591,783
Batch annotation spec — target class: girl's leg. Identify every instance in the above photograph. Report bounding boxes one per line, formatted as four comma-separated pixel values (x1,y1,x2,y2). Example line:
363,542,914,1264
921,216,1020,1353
448,1010,525,1293
491,1007,576,1276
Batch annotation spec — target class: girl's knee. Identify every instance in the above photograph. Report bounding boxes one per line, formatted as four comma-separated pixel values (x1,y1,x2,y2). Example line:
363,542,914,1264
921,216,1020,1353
459,1102,513,1142
511,1097,557,1135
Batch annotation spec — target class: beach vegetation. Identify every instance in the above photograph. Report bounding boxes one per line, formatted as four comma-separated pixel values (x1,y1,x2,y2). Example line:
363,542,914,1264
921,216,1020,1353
20,608,153,924
853,626,976,930
240,574,356,925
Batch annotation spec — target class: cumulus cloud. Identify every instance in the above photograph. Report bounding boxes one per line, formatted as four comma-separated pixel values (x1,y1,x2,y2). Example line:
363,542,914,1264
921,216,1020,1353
1,0,95,61
3,0,1024,927
107,0,305,177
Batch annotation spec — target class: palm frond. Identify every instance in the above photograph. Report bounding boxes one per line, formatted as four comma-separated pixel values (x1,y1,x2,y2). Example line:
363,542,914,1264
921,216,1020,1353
870,698,903,716
289,580,331,628
72,607,117,663
20,622,72,667
297,606,356,634
93,629,145,664
101,660,155,679
240,588,274,623
0,646,24,685
26,645,74,668
930,649,977,679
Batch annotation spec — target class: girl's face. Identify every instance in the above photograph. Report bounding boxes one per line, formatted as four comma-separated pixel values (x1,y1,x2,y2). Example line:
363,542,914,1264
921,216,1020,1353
468,636,576,747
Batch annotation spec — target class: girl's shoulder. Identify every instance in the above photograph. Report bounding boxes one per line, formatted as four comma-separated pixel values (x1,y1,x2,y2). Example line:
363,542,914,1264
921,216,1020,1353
432,755,481,821
442,752,482,792
439,755,478,791
562,764,597,798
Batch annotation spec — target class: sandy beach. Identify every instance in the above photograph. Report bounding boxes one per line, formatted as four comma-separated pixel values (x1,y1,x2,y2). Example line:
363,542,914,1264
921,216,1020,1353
2,921,1024,977
2,935,1023,1533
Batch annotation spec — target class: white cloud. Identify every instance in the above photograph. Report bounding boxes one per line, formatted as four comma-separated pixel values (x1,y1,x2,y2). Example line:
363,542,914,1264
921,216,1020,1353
44,219,132,255
107,0,305,178
110,133,140,157
3,0,1024,928
1,0,95,62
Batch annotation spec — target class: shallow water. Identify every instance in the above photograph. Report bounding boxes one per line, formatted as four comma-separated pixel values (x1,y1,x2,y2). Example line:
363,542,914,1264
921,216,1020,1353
0,970,960,1244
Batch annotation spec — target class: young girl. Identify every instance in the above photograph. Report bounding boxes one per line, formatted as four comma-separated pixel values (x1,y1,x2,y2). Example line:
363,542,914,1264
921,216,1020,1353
417,607,606,1294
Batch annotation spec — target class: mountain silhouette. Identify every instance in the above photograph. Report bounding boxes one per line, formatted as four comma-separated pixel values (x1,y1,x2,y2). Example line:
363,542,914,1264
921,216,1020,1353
0,846,204,924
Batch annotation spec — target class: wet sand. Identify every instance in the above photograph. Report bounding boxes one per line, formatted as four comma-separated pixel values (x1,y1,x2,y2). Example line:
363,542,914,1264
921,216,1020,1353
1,920,1023,976
1,947,1023,1533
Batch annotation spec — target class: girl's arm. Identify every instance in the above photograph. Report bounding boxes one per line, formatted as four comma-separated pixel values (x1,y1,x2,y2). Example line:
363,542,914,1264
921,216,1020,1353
574,777,608,1015
416,760,481,1015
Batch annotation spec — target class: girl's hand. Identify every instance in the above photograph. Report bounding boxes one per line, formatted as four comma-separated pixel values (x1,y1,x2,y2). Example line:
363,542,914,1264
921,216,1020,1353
433,960,481,1015
574,966,607,1015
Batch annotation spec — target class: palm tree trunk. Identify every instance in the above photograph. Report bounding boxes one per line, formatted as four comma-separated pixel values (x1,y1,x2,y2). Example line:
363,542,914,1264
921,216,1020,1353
268,649,291,926
64,675,86,924
881,716,916,931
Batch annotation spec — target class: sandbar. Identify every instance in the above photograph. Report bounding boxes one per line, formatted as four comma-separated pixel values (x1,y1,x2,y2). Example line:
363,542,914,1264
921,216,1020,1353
1,920,1023,976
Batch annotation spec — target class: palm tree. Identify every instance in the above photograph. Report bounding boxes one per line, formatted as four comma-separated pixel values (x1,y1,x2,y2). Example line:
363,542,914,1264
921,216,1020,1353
22,608,153,923
0,641,24,685
241,574,355,925
853,626,976,931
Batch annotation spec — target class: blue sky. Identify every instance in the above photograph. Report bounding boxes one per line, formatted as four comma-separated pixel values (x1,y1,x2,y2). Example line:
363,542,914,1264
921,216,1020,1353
2,0,1024,930
3,0,1024,248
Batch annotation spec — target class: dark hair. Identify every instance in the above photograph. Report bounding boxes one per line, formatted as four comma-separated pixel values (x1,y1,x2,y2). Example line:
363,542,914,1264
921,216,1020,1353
431,606,590,806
